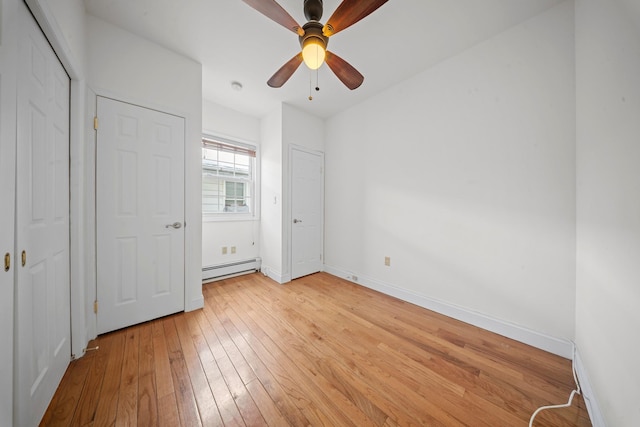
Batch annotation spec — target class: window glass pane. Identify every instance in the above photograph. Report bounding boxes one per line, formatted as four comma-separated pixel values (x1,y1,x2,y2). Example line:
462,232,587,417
202,137,255,216
236,163,250,177
202,176,225,213
218,151,235,166
224,182,248,212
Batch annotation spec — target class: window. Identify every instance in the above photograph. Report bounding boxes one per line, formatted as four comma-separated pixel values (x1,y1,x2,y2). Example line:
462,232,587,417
202,136,256,217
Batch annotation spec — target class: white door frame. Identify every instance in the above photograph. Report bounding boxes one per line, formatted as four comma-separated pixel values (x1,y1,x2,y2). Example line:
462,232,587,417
288,144,325,280
0,2,18,423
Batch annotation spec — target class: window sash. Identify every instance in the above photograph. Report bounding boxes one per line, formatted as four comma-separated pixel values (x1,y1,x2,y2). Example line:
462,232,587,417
202,136,256,217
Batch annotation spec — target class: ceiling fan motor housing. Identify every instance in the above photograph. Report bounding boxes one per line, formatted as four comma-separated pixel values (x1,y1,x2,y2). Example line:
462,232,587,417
299,21,328,50
304,0,323,21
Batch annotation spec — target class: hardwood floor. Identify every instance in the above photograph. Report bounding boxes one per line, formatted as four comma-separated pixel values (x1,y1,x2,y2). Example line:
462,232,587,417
41,272,592,426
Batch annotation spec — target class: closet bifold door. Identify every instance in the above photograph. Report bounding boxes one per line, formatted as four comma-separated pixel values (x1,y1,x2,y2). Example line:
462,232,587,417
0,0,18,424
13,1,72,425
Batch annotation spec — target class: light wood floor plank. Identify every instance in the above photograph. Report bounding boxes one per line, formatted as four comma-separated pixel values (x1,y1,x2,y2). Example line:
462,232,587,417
115,326,140,426
157,393,180,427
220,279,373,426
137,324,158,427
163,317,203,427
190,310,246,427
92,330,126,427
224,277,462,426
242,277,472,423
198,302,310,427
70,337,112,427
174,314,224,427
211,283,349,426
38,350,93,426
42,272,592,427
151,320,173,400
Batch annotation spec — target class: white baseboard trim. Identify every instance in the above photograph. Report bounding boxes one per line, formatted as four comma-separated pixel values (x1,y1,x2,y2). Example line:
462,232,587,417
323,265,573,358
261,266,291,284
574,349,606,427
185,295,204,312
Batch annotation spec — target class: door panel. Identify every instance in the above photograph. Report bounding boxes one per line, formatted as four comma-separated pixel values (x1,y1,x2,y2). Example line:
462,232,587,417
291,147,324,279
97,97,185,334
14,2,71,424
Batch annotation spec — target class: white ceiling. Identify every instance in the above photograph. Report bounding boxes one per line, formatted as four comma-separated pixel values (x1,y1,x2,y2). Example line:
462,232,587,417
83,0,564,119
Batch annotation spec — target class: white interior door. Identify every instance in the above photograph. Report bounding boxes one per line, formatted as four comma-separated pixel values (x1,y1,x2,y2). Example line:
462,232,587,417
291,147,324,279
0,2,17,424
14,2,71,424
97,97,185,334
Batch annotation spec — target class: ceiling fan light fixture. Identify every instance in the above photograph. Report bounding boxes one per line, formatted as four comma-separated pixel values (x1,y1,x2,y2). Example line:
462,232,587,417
301,37,326,70
242,0,386,89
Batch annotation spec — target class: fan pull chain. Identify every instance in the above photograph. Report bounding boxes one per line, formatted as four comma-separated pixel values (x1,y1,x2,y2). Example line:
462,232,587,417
308,62,320,101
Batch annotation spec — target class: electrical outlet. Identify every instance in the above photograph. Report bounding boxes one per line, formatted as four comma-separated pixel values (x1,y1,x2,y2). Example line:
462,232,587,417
222,246,227,255
231,246,236,254
384,256,391,266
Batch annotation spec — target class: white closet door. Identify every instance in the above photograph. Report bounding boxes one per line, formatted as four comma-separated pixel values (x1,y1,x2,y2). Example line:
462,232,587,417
96,97,185,334
291,147,324,279
0,1,17,424
14,2,71,425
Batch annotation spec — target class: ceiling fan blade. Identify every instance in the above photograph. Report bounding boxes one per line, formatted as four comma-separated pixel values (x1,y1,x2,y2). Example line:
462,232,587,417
267,53,304,88
242,0,304,36
323,0,388,37
325,51,364,90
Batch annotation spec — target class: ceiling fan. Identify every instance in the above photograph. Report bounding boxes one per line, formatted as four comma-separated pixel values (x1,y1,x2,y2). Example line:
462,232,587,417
242,0,389,90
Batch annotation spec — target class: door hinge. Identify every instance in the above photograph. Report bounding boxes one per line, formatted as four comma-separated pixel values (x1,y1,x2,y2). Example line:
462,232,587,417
93,116,99,130
93,300,98,314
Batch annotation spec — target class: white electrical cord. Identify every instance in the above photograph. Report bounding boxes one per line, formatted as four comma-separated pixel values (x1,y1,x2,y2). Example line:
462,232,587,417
528,341,581,426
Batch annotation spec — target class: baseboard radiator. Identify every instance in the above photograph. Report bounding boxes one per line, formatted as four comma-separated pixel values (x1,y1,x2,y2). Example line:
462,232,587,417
202,257,262,282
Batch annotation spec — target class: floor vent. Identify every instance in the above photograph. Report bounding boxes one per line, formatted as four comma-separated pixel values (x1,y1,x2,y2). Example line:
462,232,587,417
202,258,261,282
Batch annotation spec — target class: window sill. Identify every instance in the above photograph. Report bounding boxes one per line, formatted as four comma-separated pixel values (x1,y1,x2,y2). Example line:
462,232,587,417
202,214,259,223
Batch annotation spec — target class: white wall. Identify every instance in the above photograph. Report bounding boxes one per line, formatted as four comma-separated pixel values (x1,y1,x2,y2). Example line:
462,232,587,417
260,106,284,281
282,103,325,153
202,99,261,269
259,103,325,282
325,2,576,349
282,104,325,280
86,15,204,312
45,0,85,72
576,0,640,425
203,99,261,141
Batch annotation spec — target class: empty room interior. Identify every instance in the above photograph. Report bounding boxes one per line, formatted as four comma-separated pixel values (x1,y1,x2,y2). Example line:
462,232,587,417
1,0,639,425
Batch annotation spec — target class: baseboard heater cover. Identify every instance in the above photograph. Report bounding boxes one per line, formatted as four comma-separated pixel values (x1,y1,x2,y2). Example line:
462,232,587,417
202,257,262,281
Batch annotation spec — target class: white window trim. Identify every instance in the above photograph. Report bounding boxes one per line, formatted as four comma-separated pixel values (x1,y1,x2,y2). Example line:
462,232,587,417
202,133,260,223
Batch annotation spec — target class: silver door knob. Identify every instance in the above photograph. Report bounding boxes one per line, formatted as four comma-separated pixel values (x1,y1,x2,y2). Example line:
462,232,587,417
165,222,182,229
293,219,302,224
